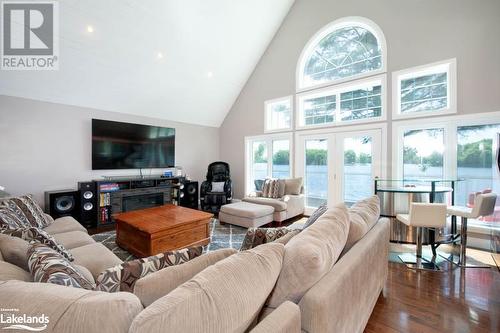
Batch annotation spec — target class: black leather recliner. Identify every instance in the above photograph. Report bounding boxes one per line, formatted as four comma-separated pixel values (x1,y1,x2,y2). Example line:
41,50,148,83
200,161,233,213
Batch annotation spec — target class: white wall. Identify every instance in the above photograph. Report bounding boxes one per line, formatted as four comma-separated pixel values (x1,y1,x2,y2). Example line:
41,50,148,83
219,0,500,199
0,95,219,206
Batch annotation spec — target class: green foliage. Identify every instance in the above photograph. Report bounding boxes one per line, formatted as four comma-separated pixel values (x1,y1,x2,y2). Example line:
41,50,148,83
273,150,290,165
358,153,372,164
344,150,356,164
403,147,419,164
306,149,327,165
422,151,443,167
253,144,267,163
457,139,493,168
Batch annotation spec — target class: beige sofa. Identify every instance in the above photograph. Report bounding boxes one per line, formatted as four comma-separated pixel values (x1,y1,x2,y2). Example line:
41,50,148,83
0,207,389,333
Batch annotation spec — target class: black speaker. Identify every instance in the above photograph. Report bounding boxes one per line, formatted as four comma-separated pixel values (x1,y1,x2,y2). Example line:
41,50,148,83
78,181,97,228
180,181,199,209
44,189,80,219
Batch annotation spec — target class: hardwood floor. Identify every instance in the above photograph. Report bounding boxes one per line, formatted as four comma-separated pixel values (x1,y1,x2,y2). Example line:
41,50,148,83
365,260,500,333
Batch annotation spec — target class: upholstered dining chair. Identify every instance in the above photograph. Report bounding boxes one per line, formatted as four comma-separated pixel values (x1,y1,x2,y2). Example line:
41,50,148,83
444,193,497,268
397,203,448,271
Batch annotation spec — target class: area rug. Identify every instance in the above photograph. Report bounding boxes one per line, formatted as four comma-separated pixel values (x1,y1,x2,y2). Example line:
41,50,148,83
91,219,247,261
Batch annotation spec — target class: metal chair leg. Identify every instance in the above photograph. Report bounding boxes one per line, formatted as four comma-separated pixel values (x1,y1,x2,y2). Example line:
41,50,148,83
399,227,441,271
441,217,491,268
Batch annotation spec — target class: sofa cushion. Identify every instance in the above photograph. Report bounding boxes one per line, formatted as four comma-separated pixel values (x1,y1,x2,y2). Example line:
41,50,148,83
43,216,87,235
0,233,30,270
6,227,74,261
129,243,285,333
345,195,381,252
52,231,95,250
28,243,95,289
1,194,51,228
74,264,96,284
273,230,300,246
242,197,287,212
94,246,202,293
0,260,32,281
71,243,123,279
221,201,275,218
240,227,295,251
134,248,237,307
303,203,328,229
0,280,143,333
267,204,350,308
285,178,303,195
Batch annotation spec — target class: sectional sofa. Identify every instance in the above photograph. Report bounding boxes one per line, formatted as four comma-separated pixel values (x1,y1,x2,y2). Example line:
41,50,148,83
0,197,389,333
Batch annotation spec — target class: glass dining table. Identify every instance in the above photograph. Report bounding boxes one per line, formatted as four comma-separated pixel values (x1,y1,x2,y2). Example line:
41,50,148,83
374,179,464,244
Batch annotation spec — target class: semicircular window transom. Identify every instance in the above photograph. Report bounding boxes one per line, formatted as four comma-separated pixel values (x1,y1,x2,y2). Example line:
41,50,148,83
302,25,382,88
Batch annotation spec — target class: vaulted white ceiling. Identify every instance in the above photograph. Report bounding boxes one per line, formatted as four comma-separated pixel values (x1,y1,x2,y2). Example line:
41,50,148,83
0,0,294,127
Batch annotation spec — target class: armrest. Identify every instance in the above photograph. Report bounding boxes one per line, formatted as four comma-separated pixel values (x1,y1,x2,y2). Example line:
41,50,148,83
250,301,301,333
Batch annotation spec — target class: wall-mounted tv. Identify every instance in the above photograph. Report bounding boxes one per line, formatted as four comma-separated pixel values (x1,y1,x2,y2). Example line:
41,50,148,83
92,119,175,170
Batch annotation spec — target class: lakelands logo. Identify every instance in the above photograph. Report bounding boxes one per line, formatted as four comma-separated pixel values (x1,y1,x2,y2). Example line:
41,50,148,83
1,1,59,70
0,308,49,331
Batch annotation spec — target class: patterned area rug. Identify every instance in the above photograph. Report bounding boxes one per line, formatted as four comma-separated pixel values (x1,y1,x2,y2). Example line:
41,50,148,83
91,219,247,261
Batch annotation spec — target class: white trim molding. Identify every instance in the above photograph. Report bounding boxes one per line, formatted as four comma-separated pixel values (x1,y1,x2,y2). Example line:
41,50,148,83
392,58,457,120
296,16,387,93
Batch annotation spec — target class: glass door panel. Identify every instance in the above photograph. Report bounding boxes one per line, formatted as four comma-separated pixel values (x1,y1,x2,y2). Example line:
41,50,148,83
272,140,290,179
305,139,329,208
251,141,268,191
342,136,373,206
456,124,500,228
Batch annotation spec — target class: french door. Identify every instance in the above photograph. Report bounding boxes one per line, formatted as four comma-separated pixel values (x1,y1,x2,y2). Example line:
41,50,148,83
296,129,383,214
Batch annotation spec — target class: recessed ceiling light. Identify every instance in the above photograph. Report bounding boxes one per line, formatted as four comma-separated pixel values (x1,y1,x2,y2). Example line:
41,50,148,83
207,71,213,78
157,52,164,59
87,25,94,33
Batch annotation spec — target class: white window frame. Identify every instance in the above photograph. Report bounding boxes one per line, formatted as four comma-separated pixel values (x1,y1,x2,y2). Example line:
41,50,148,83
296,16,387,93
264,95,293,133
392,58,457,120
295,122,388,214
392,111,500,240
296,74,387,130
244,132,294,195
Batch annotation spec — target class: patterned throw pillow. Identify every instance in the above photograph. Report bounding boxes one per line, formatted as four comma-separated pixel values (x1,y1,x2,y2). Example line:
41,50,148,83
240,227,296,251
1,195,51,228
261,179,282,199
0,206,24,230
95,246,203,292
4,227,74,261
303,203,328,229
27,243,95,289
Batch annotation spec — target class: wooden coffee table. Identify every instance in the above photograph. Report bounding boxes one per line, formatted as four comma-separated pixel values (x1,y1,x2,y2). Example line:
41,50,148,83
115,204,213,257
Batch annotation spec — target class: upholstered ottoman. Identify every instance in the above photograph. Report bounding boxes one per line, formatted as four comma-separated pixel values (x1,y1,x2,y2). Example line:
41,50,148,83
219,202,274,228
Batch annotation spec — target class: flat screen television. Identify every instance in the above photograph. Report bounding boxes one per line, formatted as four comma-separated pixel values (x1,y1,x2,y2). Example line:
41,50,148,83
92,119,175,170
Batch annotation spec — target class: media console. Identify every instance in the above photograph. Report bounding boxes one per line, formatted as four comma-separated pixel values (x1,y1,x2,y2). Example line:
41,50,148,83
95,176,183,226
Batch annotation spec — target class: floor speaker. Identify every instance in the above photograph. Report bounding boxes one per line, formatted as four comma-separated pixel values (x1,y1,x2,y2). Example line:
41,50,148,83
44,189,80,220
180,181,199,209
78,181,97,228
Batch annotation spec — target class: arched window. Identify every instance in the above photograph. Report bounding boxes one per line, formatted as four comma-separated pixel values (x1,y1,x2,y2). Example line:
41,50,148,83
297,17,386,91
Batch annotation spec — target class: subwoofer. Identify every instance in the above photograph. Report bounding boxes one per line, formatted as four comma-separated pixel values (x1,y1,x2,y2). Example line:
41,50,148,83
180,181,199,209
78,181,97,228
44,189,80,220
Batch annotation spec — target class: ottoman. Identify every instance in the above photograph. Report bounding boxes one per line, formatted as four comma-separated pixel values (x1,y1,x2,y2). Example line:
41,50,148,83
219,202,274,228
